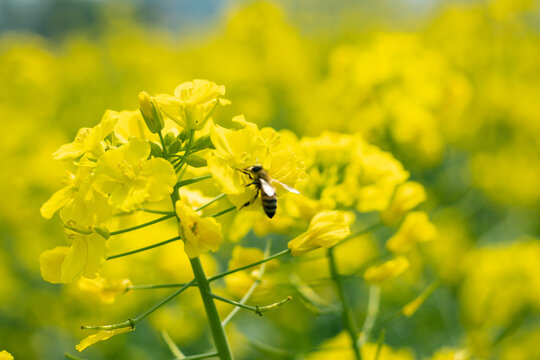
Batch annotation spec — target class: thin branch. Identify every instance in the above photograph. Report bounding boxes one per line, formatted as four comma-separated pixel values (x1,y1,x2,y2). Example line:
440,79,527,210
110,214,175,236
222,241,272,327
140,208,175,215
107,235,181,260
174,352,218,360
358,285,380,346
81,280,195,331
206,206,236,218
195,193,227,212
208,249,291,282
211,293,292,316
175,174,212,189
127,282,195,291
161,330,185,359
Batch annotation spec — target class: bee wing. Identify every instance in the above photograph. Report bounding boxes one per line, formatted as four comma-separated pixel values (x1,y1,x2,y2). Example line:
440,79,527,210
260,178,276,196
272,179,300,194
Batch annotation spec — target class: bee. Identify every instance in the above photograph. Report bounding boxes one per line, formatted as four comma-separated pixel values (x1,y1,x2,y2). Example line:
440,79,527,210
237,165,300,218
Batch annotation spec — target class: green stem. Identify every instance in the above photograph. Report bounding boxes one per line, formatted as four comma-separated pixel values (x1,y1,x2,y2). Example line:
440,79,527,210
206,206,236,218
209,249,291,282
175,174,212,189
109,214,175,236
335,222,383,248
64,353,88,360
161,330,185,358
140,208,175,215
107,235,181,260
190,257,234,360
374,330,385,360
328,247,362,360
359,285,380,346
176,129,195,176
211,293,291,316
196,193,227,211
158,131,169,159
81,280,194,331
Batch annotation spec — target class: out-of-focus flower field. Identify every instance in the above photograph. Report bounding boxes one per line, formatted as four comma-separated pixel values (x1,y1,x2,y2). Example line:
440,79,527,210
0,0,539,359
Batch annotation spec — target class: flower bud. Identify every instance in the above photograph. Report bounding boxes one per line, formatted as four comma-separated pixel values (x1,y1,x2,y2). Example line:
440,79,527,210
138,91,164,133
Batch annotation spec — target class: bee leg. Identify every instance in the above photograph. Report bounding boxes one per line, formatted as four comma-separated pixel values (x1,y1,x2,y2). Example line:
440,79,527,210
239,190,259,210
235,168,253,180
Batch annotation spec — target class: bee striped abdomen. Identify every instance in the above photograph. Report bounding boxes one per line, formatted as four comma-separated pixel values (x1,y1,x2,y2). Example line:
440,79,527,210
261,193,277,218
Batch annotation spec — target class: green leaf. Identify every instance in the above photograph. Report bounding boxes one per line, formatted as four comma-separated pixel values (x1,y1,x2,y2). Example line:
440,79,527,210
149,141,163,158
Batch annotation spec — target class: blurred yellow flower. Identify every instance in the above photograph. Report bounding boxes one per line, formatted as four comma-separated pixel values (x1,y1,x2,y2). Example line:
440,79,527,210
176,199,223,258
0,350,13,360
78,275,132,304
386,211,437,254
94,138,176,211
39,230,107,284
76,327,134,352
157,79,228,130
53,110,118,160
430,348,470,360
381,181,426,225
364,256,409,284
288,210,352,256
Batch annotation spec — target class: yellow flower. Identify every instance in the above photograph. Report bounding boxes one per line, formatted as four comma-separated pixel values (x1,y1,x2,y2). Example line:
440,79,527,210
76,328,134,352
386,211,437,254
381,181,427,224
0,350,13,360
288,211,352,256
364,256,409,284
94,138,176,211
208,115,306,209
53,110,118,160
39,230,107,284
78,275,132,304
156,79,229,130
176,200,223,258
40,157,111,227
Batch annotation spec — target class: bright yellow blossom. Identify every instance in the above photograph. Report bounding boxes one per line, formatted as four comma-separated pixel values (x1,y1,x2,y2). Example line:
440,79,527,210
176,199,223,258
78,275,132,304
157,79,229,130
40,156,111,227
76,328,134,352
288,210,352,256
53,110,118,160
386,211,437,253
93,138,176,211
364,256,409,284
39,230,107,284
208,115,306,209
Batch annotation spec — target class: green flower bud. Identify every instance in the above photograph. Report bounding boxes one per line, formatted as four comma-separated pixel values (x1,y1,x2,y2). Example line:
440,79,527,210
138,91,164,133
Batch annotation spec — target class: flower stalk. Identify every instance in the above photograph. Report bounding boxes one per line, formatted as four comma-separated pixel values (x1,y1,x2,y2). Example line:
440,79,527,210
327,247,362,360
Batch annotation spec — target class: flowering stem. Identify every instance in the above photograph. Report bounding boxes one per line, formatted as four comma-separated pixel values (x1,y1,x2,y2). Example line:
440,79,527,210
176,129,195,176
107,235,182,260
81,280,195,331
209,249,291,282
206,206,237,218
196,193,227,211
359,285,380,346
158,131,169,158
109,213,175,236
327,247,362,360
175,174,213,189
190,257,234,360
211,293,292,316
222,241,272,327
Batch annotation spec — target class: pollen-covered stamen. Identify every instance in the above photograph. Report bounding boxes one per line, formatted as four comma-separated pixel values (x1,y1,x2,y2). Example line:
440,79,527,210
117,159,136,180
